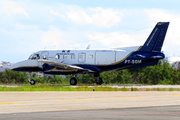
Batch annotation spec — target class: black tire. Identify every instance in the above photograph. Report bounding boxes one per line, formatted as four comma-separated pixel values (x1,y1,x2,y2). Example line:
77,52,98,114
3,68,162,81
30,79,36,85
70,77,77,85
96,77,103,85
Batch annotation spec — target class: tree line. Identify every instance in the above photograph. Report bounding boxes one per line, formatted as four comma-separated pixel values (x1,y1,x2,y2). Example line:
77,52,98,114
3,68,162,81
0,61,180,85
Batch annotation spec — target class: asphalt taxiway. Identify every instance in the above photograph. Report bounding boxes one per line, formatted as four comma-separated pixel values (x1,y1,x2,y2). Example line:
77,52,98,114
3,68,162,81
0,106,180,120
0,91,180,119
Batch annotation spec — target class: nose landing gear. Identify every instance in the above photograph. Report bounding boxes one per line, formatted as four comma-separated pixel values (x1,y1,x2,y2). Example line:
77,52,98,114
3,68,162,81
30,79,36,85
28,72,36,85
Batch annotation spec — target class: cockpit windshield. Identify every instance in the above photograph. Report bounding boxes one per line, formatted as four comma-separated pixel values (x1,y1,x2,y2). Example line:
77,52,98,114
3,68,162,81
28,53,40,60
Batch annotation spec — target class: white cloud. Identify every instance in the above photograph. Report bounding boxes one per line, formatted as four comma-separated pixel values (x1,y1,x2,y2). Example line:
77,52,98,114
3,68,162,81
50,10,65,18
52,7,122,28
50,10,60,16
41,30,68,49
0,0,28,16
2,0,180,62
87,32,147,48
14,24,38,30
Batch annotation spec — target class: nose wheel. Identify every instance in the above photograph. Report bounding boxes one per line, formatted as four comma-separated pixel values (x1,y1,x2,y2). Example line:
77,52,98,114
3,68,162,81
28,72,36,85
70,77,77,85
30,79,36,85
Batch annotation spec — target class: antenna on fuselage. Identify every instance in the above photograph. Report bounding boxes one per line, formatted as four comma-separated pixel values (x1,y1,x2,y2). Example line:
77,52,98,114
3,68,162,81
86,44,91,50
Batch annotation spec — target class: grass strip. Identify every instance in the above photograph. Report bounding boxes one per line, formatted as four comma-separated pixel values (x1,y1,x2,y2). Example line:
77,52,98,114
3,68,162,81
0,86,119,92
0,86,180,91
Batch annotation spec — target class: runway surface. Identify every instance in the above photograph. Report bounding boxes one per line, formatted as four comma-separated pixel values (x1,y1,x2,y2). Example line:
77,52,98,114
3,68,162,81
0,106,180,120
0,91,180,119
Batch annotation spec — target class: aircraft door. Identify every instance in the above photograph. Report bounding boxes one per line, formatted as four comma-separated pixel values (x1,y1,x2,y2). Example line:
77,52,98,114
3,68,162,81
78,53,86,63
95,51,115,64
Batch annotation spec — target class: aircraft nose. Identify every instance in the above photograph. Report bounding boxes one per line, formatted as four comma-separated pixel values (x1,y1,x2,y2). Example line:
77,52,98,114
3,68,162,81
10,61,23,71
10,60,43,72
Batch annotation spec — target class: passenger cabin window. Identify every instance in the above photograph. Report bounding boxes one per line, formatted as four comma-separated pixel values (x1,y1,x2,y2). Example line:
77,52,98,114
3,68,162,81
55,55,60,59
43,55,47,59
63,55,68,59
88,54,93,59
71,54,75,59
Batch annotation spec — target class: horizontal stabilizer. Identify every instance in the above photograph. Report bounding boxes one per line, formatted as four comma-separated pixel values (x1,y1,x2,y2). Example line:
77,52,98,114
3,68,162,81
113,46,140,51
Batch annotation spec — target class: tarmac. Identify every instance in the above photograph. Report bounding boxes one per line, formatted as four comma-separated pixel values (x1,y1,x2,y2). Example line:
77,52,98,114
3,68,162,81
0,91,180,119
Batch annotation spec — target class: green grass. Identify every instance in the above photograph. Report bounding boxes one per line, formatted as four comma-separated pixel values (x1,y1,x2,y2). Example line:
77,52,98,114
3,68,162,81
0,85,120,92
169,88,174,91
0,85,180,92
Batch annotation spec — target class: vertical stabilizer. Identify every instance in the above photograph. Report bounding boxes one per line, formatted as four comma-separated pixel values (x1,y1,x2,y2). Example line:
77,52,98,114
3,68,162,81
139,22,169,52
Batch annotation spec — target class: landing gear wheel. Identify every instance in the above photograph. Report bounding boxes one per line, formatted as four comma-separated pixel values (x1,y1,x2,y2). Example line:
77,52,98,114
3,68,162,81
96,77,103,85
70,77,77,85
30,79,36,85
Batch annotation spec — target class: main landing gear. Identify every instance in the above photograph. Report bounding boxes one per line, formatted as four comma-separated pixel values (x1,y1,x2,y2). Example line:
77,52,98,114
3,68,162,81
70,77,77,85
94,72,103,85
96,77,103,85
69,72,103,86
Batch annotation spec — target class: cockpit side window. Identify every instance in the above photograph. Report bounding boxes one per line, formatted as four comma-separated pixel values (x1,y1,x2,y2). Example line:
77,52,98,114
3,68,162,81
28,55,33,60
37,54,40,59
28,54,40,60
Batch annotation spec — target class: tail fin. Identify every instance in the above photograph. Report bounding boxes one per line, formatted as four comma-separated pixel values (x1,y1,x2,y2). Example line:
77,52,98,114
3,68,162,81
139,22,169,52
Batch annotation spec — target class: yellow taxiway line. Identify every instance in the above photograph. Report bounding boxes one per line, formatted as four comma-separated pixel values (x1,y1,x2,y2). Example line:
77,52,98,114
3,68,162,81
0,103,27,105
168,94,180,96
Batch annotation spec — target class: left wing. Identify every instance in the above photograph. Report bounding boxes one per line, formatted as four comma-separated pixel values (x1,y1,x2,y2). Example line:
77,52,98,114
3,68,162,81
38,59,84,70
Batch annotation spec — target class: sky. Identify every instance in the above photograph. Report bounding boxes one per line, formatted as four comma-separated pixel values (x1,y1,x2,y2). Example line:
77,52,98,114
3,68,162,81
0,0,180,63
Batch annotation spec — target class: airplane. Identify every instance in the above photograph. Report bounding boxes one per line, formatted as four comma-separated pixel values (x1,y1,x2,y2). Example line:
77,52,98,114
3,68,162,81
10,22,170,85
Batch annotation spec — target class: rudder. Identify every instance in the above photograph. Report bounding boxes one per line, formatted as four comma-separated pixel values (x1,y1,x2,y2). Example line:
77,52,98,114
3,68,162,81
139,22,169,52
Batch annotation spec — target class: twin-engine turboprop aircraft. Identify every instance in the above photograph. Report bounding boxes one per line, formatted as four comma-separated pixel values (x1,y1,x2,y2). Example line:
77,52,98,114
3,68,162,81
10,22,169,85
